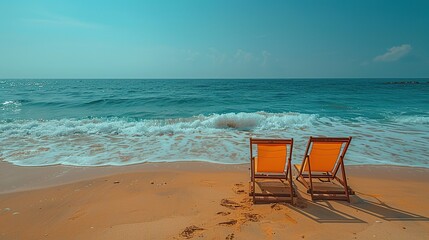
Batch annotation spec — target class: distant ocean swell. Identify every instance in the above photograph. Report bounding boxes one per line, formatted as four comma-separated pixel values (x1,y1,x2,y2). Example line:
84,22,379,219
1,112,428,167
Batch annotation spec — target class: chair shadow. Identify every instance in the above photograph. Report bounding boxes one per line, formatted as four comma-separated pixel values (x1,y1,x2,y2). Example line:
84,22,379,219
255,180,292,195
339,195,429,222
254,179,428,223
287,187,365,223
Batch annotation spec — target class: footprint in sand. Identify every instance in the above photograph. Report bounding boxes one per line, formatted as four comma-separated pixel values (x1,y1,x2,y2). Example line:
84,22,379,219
218,219,238,226
240,198,252,204
216,211,231,216
225,233,235,240
232,183,245,194
242,213,262,222
234,189,245,194
220,199,242,210
180,225,205,239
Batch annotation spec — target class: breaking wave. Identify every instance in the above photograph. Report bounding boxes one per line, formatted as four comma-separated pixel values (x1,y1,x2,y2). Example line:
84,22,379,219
1,112,428,167
0,112,318,137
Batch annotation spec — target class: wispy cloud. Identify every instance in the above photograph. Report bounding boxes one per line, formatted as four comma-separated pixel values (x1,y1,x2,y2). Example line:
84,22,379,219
234,49,255,63
373,44,412,62
261,51,271,67
207,48,227,65
183,49,200,62
23,15,103,29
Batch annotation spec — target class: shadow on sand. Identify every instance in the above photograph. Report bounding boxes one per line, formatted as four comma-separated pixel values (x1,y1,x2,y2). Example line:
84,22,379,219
289,201,366,223
339,194,429,222
287,188,429,223
288,188,365,223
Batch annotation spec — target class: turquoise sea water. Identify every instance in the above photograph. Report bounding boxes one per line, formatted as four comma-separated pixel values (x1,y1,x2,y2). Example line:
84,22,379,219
1,79,428,167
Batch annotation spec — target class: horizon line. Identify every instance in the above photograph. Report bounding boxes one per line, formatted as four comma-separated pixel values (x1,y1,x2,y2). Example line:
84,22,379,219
1,77,428,80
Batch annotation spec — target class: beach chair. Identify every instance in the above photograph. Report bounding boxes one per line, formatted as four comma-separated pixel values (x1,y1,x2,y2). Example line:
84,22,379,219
249,138,294,204
294,136,354,202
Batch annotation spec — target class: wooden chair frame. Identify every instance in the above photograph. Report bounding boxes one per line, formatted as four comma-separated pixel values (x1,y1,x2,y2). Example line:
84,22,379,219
250,138,294,204
295,136,353,202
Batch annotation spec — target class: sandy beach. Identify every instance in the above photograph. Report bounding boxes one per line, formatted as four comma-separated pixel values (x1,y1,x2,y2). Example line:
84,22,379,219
2,0,428,239
0,161,428,240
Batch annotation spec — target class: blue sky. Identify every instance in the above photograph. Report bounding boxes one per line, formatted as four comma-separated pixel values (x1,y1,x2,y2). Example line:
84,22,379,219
0,0,428,78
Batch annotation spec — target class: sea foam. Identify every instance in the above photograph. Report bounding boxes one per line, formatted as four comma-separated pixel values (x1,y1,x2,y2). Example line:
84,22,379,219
1,112,428,167
0,112,317,136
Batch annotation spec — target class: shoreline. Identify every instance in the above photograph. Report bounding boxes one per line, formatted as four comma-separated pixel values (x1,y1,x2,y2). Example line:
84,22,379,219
0,160,249,194
1,160,428,194
1,161,428,239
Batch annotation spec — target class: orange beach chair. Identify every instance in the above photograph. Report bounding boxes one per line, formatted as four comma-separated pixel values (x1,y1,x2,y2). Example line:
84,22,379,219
294,137,354,202
249,138,294,204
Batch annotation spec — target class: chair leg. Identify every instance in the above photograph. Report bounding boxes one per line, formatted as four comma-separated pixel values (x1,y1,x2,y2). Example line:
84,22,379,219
307,158,314,201
340,162,350,202
251,157,256,203
289,166,294,204
252,179,256,203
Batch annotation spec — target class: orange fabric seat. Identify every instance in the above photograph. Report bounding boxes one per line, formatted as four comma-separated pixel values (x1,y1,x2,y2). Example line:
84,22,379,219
255,144,287,173
249,138,294,204
301,142,343,172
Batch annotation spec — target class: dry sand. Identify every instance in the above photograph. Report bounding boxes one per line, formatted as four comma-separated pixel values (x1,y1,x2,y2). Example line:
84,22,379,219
0,161,428,239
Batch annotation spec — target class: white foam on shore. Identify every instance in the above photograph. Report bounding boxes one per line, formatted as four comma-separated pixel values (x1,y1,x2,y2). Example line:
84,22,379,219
0,112,428,167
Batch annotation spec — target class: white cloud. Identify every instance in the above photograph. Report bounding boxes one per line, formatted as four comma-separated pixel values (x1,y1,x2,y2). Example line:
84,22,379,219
373,44,412,62
261,50,271,67
207,48,227,65
183,49,200,62
234,49,254,63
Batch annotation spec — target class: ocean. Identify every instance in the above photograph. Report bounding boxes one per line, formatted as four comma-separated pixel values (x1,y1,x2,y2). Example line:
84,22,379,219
1,79,428,167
